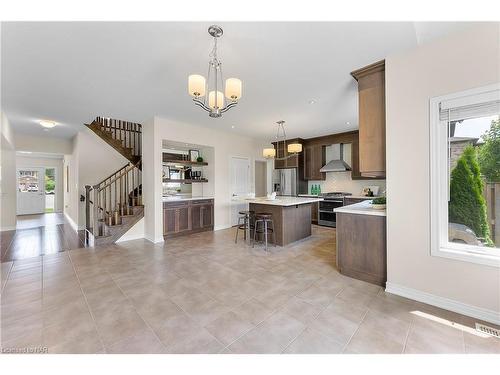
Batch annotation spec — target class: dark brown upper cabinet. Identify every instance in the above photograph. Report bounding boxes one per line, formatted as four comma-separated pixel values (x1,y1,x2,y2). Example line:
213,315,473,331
272,138,303,169
303,143,326,180
351,60,386,178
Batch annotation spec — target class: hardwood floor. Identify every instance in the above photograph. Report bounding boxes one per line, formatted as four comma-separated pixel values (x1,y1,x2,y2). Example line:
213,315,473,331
1,213,86,263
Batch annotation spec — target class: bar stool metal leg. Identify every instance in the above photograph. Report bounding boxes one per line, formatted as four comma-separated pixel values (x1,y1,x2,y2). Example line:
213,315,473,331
252,219,260,248
264,220,268,251
235,216,242,244
243,215,248,240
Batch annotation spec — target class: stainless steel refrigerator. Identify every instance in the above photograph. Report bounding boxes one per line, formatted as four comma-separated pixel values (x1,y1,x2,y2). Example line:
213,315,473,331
272,168,307,196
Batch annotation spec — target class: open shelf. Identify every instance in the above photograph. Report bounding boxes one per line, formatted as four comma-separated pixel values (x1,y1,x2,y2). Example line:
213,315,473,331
163,178,208,183
163,159,208,166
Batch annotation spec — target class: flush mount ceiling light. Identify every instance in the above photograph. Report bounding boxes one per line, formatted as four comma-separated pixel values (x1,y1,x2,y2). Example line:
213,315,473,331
263,121,302,159
39,120,57,128
188,25,242,118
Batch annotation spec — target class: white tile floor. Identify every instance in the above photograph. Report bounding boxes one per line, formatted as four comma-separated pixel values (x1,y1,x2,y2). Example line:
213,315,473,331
1,226,499,354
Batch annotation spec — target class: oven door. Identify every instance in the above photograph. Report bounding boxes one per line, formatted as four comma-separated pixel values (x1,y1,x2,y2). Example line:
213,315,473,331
318,199,343,227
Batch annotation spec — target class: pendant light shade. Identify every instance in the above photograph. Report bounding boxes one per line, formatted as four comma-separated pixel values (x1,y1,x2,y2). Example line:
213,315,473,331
208,91,225,109
225,78,242,100
188,74,206,97
263,148,276,159
287,143,302,154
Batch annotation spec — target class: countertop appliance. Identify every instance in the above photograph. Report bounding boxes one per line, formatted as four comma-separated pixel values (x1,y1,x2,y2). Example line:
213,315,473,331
318,192,352,227
272,168,307,196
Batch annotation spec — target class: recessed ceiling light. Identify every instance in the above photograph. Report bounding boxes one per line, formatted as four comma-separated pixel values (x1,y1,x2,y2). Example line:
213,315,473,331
231,125,235,129
39,120,57,128
308,99,317,105
346,121,350,125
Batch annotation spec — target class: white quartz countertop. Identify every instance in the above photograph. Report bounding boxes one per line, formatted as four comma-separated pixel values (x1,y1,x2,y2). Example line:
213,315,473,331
245,196,323,207
163,196,214,202
334,200,386,217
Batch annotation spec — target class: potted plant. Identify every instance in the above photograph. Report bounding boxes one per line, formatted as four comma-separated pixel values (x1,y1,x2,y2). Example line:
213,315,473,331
196,156,204,163
370,196,386,210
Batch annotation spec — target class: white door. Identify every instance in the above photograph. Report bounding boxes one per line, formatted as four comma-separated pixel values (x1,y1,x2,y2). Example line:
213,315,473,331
17,167,45,215
230,157,250,226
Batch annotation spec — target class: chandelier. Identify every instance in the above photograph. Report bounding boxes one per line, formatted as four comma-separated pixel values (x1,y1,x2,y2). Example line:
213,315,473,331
263,121,303,159
188,25,242,118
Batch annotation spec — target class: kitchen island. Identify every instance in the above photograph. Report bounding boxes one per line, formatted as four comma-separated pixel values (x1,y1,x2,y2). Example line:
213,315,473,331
247,197,323,246
334,200,387,286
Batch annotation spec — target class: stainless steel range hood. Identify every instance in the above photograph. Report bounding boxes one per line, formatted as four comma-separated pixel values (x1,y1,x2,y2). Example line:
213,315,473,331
319,144,351,172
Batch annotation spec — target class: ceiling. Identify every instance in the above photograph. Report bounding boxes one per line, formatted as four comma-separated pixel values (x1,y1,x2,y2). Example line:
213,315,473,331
1,22,477,141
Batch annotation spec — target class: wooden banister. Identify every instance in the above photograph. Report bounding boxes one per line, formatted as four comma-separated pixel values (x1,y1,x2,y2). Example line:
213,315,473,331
85,117,143,240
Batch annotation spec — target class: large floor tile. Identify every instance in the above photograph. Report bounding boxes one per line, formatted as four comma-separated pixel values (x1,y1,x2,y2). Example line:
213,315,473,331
405,315,465,353
228,311,305,354
205,311,255,346
284,327,343,354
3,224,499,354
105,329,167,354
345,310,410,354
92,304,149,347
164,329,224,354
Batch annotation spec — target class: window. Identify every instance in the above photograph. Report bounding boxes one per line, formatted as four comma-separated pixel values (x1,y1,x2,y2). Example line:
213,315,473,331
430,84,500,267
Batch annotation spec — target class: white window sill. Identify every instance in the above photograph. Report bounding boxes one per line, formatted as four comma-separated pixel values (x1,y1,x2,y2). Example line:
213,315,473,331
433,246,500,268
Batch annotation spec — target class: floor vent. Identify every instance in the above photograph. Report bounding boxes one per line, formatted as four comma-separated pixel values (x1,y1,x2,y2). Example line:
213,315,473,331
476,323,500,338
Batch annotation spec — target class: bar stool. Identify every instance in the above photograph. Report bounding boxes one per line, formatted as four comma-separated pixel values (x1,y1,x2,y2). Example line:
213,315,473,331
235,210,254,244
253,213,275,251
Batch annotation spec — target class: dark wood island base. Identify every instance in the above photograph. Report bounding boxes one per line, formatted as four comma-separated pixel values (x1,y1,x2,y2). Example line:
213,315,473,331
249,203,312,246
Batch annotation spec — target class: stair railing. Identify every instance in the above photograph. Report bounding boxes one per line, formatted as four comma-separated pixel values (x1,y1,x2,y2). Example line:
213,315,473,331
94,116,142,158
85,159,142,239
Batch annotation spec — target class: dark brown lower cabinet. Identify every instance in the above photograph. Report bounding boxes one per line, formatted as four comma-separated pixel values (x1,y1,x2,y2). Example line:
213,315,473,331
336,212,386,286
163,199,214,238
311,202,319,224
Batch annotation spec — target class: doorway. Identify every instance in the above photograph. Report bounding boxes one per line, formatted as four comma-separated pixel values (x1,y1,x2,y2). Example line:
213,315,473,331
254,160,267,197
17,167,45,215
230,156,250,226
45,168,56,213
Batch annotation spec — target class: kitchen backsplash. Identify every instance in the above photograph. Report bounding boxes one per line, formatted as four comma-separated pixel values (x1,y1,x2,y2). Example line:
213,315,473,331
308,171,386,196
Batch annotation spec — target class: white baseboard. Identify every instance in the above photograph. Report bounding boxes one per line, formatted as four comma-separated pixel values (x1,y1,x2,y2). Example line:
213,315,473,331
214,224,231,231
64,212,79,232
144,235,164,244
386,282,500,326
0,226,16,232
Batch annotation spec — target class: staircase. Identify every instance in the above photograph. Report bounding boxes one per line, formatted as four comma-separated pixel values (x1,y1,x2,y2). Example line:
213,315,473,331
84,117,143,246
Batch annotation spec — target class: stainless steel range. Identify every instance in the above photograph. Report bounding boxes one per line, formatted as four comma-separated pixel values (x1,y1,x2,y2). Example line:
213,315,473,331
318,192,352,227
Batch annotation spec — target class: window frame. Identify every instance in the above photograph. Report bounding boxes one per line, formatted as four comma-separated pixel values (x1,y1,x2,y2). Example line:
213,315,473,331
430,83,500,268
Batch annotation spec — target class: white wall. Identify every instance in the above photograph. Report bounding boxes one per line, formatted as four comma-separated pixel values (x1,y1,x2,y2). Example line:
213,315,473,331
0,112,17,231
62,135,80,229
15,134,72,154
63,128,129,229
142,116,264,243
386,24,500,319
16,155,64,212
75,128,129,228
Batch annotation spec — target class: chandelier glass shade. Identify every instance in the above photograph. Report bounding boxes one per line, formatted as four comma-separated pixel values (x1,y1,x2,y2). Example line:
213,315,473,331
262,148,276,158
263,121,302,160
188,25,242,118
